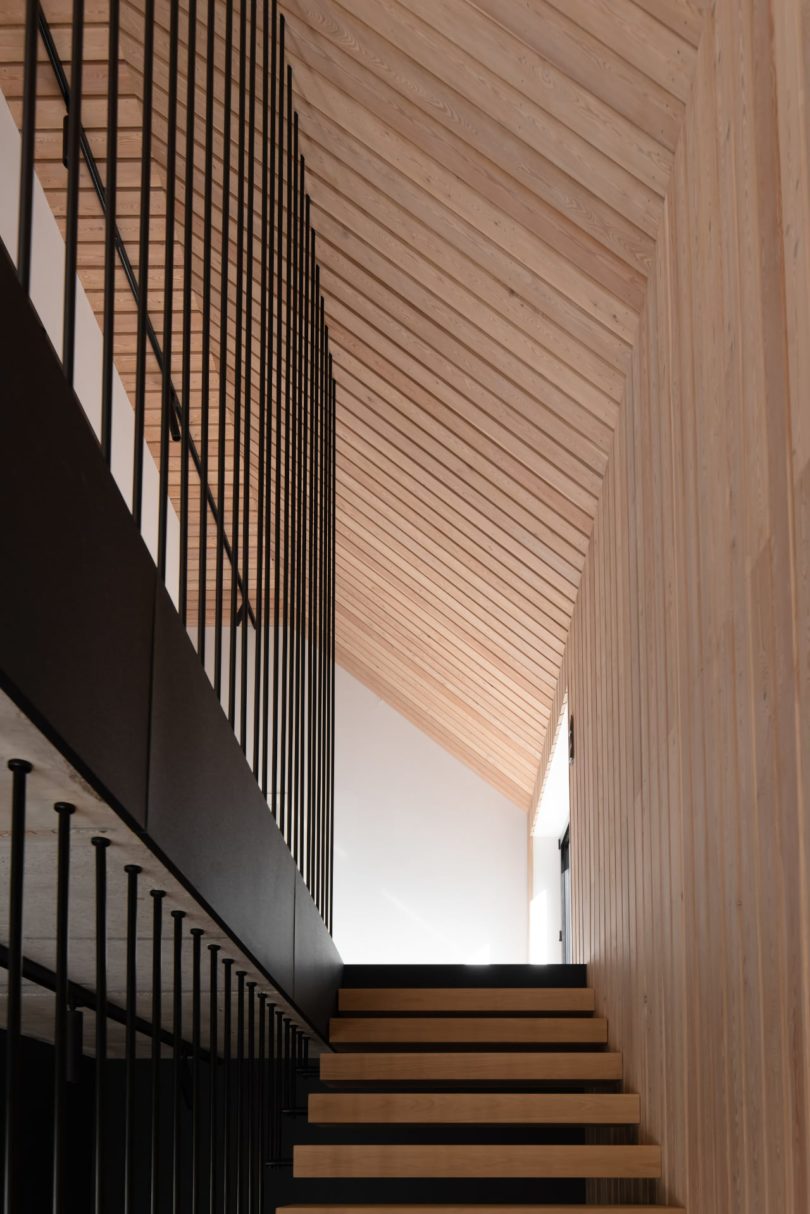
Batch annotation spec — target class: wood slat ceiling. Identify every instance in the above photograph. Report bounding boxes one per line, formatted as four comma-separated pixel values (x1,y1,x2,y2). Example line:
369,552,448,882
282,0,705,806
0,0,706,808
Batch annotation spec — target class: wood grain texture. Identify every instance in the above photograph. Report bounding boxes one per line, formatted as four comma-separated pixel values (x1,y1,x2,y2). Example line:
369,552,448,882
529,0,810,1207
308,1091,641,1125
337,988,595,1013
320,1051,622,1083
0,0,704,806
277,1207,684,1213
293,1142,661,1179
329,1016,607,1045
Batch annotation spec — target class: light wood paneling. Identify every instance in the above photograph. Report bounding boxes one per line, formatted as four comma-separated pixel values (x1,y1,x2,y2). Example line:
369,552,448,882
320,1051,622,1084
308,1091,640,1125
277,1207,683,1214
293,1142,661,1179
530,0,810,1207
329,1016,607,1045
337,987,595,1014
282,0,704,804
0,0,704,804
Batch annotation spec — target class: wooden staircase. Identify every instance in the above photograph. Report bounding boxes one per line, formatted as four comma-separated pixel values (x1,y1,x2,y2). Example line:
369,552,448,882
278,965,682,1213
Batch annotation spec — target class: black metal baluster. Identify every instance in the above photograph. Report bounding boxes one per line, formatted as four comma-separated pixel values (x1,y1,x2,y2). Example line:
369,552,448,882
279,61,294,847
17,0,38,291
318,303,327,919
293,147,306,873
158,0,181,578
171,909,186,1213
329,369,337,931
133,0,155,526
198,0,217,668
52,800,75,1214
240,0,258,754
207,944,220,1214
191,928,204,1214
150,889,166,1214
214,0,234,701
229,0,248,730
271,19,286,828
261,0,279,797
179,0,199,625
124,864,141,1214
91,836,110,1214
62,0,84,385
286,124,300,863
235,972,246,1211
257,994,267,1209
246,983,256,1212
222,959,233,1212
253,0,271,780
306,216,316,894
4,759,31,1214
100,0,120,462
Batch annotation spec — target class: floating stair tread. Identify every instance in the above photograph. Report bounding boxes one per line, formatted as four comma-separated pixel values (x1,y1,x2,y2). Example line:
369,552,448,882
278,1206,684,1213
338,988,595,1013
330,1017,607,1045
293,1143,661,1179
308,1091,640,1124
320,1051,622,1083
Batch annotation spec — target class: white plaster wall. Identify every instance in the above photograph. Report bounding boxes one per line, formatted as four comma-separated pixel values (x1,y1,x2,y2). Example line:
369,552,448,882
333,666,528,964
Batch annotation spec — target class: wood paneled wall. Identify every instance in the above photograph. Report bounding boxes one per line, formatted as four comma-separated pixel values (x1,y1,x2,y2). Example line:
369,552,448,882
535,0,810,1207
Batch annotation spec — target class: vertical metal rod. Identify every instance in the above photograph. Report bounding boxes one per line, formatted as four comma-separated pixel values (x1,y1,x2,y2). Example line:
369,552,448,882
273,1008,283,1161
179,0,199,625
286,132,299,869
286,122,300,863
133,0,155,526
124,864,142,1214
207,944,220,1214
2,757,29,1214
214,0,235,700
240,0,258,754
62,0,84,384
17,0,38,290
260,0,279,796
4,759,31,1214
158,0,181,576
150,889,166,1214
257,994,267,1210
279,61,294,846
292,146,306,873
246,983,256,1213
318,301,327,919
222,959,233,1212
306,218,316,894
52,801,75,1214
329,370,337,931
172,909,186,1213
235,972,246,1212
191,929,204,1214
270,18,286,828
228,0,248,730
253,0,271,780
100,0,120,462
91,836,111,1214
297,171,309,875
198,0,217,668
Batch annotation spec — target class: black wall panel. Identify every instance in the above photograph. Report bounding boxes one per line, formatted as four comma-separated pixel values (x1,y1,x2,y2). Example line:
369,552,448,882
0,247,155,827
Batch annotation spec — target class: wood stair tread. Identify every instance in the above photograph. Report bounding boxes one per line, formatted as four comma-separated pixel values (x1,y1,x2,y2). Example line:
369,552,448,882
293,1143,661,1179
277,1206,684,1213
308,1091,639,1124
338,988,595,1013
330,1017,607,1045
320,1051,622,1082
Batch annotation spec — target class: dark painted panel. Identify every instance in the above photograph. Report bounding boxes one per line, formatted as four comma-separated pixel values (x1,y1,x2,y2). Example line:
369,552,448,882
0,247,154,825
293,879,342,1035
147,587,298,994
340,964,588,988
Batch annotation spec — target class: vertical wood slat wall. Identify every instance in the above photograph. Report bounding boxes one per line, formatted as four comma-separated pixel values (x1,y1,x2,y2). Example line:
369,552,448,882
534,0,810,1208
